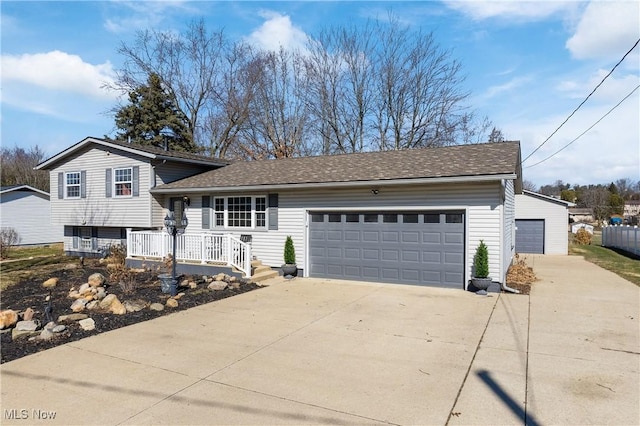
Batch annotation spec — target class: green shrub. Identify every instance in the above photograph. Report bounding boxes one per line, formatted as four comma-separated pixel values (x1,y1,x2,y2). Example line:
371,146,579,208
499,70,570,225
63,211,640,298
473,240,489,278
284,236,296,265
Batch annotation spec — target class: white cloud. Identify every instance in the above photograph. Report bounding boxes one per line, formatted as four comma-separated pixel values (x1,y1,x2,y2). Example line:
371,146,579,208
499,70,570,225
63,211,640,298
443,0,576,21
566,1,640,61
1,51,118,100
557,70,640,103
481,75,533,99
246,11,308,52
103,0,196,34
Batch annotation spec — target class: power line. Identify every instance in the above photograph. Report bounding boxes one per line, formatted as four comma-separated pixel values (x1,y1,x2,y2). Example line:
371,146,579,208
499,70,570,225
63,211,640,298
522,37,640,164
525,83,640,169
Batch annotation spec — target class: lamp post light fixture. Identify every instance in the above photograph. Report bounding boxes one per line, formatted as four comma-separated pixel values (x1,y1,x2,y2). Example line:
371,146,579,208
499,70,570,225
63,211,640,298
163,206,188,296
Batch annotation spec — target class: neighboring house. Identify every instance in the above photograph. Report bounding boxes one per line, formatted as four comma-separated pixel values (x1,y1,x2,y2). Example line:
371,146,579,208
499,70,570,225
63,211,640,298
35,137,227,257
569,207,594,224
0,185,62,245
150,141,523,290
514,190,574,254
624,200,640,217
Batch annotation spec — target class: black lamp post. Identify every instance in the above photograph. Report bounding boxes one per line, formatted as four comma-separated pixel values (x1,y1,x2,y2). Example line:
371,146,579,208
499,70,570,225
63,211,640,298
163,207,188,296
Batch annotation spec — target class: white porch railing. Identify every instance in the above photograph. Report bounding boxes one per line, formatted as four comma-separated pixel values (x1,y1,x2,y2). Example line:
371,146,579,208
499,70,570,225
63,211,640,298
602,225,640,257
127,231,252,277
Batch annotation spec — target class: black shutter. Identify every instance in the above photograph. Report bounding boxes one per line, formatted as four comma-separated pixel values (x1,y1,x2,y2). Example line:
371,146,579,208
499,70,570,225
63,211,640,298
132,166,139,197
58,173,64,199
72,227,79,249
105,169,112,198
268,193,278,230
91,227,98,251
202,196,211,229
80,171,87,198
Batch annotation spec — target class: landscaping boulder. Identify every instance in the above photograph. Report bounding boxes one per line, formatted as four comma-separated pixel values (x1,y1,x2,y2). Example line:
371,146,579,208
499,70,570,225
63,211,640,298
57,313,88,323
42,277,59,289
149,303,164,312
22,307,35,321
71,299,88,313
88,273,106,287
78,318,95,331
0,310,19,329
166,298,178,308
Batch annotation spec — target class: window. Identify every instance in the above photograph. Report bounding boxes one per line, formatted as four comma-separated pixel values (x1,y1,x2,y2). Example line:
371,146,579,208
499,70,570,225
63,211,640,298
446,213,463,224
383,214,398,223
364,214,378,223
114,167,132,196
311,214,324,223
329,214,342,222
80,227,92,250
403,214,419,223
214,198,224,227
346,214,360,223
256,197,266,227
424,214,440,223
213,196,267,228
66,172,81,198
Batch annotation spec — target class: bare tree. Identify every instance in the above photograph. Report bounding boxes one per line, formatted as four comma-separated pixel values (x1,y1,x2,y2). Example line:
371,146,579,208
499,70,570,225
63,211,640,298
580,186,611,222
522,180,538,192
372,17,468,150
0,146,49,192
238,48,311,159
112,20,229,154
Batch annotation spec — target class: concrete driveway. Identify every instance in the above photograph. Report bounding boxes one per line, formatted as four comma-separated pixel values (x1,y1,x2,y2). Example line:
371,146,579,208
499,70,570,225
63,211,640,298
1,255,638,425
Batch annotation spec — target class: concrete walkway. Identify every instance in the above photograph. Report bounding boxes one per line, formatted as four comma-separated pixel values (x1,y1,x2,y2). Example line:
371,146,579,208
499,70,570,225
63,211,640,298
1,256,638,425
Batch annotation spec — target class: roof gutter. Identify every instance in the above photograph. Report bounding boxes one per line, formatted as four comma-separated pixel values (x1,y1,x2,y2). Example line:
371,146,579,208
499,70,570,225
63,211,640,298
150,173,519,194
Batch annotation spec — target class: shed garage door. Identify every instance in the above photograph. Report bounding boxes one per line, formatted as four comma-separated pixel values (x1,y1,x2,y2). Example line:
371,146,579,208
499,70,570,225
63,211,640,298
515,219,544,254
309,211,465,288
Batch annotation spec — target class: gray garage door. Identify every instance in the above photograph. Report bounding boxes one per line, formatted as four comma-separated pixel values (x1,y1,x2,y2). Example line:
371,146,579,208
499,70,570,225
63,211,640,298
309,211,465,288
515,219,545,254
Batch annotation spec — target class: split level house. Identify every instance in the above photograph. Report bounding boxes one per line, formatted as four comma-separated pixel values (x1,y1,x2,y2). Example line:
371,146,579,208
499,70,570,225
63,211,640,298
37,137,524,291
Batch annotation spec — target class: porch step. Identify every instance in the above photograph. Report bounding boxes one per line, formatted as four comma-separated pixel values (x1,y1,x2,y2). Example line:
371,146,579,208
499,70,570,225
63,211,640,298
250,259,279,283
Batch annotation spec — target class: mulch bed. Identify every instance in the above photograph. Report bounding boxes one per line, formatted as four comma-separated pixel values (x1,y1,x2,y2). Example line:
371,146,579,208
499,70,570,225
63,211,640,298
0,260,261,364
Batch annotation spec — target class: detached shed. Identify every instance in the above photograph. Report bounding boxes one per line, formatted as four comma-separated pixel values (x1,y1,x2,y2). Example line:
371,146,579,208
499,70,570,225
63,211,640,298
515,190,573,254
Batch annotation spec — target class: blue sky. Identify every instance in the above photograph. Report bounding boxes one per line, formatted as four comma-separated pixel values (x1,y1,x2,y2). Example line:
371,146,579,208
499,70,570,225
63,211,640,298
1,1,638,187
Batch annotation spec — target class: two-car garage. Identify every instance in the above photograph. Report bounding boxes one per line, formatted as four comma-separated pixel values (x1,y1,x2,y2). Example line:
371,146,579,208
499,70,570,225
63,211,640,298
308,211,465,288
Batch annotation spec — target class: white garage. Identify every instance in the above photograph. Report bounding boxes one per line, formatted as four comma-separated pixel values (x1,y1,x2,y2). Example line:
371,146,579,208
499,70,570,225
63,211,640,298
515,190,572,254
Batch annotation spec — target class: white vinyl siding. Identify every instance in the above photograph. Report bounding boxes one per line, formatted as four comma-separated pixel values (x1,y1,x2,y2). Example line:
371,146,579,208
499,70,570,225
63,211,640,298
49,146,152,228
0,190,62,245
180,181,507,288
515,192,569,254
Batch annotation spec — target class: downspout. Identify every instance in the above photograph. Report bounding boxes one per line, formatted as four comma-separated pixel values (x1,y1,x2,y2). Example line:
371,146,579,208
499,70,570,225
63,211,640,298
500,281,520,294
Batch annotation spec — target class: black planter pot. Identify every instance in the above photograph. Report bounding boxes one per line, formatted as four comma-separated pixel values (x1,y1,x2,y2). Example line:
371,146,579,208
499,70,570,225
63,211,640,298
281,264,298,277
158,273,177,294
471,277,492,291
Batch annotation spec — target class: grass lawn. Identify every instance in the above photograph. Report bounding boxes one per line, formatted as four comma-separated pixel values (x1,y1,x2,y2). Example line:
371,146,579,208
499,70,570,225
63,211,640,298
0,244,67,290
569,231,640,286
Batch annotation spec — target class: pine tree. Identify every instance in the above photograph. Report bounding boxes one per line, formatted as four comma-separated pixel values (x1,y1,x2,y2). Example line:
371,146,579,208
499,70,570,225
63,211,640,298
114,73,197,152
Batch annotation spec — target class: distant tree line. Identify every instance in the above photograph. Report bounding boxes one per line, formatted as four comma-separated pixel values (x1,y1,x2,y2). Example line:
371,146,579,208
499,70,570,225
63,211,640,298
107,16,501,159
534,178,640,222
0,146,49,192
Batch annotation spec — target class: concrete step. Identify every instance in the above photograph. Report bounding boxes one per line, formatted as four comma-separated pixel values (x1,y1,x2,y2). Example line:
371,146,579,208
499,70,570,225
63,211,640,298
251,269,279,283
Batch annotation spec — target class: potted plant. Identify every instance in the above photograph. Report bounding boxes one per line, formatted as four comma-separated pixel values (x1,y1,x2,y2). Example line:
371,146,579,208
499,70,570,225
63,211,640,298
471,240,492,291
281,236,297,277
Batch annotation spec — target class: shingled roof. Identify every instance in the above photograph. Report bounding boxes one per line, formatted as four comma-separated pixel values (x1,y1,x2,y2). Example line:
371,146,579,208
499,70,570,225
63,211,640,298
36,137,228,170
153,141,521,193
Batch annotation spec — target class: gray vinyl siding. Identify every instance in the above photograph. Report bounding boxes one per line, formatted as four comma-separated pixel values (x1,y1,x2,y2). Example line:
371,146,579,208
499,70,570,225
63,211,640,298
179,181,505,288
502,179,516,283
154,162,215,186
0,191,62,245
49,146,153,228
515,193,569,254
62,226,127,255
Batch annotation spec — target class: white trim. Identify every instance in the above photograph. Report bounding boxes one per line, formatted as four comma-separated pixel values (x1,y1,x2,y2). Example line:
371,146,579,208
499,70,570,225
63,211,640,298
212,195,267,231
65,171,81,199
113,166,133,198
